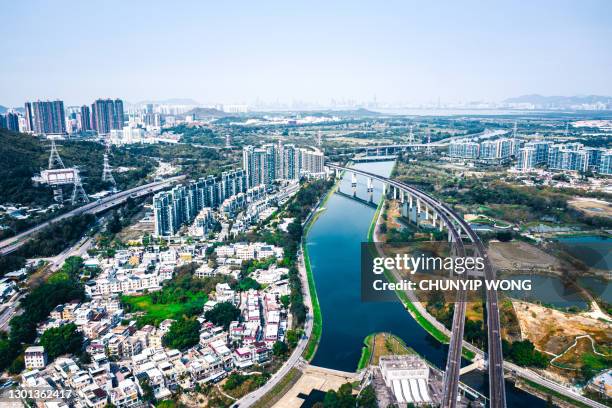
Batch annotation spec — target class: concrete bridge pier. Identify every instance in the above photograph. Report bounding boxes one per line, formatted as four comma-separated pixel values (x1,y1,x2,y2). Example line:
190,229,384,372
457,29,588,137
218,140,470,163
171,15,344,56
367,177,373,192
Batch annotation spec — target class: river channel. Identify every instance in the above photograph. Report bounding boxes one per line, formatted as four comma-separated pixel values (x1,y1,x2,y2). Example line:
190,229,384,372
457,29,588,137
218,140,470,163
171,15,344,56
305,160,545,406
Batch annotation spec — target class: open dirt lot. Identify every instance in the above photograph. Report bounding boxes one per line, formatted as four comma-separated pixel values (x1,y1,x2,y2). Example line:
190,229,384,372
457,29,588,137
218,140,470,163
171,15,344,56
513,300,612,355
488,241,562,271
273,367,355,408
568,197,612,218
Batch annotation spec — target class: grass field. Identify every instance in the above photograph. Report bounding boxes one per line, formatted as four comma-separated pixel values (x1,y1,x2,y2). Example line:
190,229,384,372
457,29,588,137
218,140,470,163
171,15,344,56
357,333,375,370
121,291,208,322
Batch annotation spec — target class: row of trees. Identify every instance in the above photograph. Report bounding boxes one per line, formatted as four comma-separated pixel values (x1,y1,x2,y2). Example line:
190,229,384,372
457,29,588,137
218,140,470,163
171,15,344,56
0,129,154,213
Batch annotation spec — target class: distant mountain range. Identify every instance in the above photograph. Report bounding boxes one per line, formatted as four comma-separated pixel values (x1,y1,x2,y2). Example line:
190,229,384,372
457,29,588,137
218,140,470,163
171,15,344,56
0,105,7,114
504,94,612,108
185,107,229,119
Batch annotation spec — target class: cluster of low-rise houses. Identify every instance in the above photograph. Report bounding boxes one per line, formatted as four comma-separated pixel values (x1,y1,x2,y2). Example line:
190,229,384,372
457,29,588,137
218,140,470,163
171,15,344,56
14,232,290,407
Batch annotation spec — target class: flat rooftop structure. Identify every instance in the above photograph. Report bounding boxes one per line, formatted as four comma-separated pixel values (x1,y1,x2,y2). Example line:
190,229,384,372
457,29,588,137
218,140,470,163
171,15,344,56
379,355,429,376
39,168,77,185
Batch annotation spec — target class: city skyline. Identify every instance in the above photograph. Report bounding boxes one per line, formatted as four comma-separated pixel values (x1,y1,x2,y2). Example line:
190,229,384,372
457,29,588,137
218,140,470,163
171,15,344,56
2,1,612,107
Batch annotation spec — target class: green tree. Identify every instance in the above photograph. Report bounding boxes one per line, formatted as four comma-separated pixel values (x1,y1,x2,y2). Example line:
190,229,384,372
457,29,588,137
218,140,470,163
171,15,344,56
237,277,261,291
140,377,156,403
323,383,355,407
40,323,84,361
285,329,301,348
280,295,290,309
204,302,240,329
163,318,201,351
273,341,289,357
357,385,377,408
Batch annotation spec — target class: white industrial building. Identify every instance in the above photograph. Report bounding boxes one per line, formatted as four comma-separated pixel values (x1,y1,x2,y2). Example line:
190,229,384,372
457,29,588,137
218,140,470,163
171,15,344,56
379,355,432,405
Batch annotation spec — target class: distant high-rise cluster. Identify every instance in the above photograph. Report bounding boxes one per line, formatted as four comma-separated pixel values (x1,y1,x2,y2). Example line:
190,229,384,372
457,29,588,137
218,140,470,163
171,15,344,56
24,100,66,135
0,111,19,132
91,99,125,134
448,138,517,163
517,141,610,174
242,143,325,188
153,170,247,236
21,98,125,136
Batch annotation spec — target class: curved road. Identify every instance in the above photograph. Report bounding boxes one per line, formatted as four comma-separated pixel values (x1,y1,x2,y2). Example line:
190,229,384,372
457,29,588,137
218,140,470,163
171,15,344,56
327,163,606,408
328,163,481,407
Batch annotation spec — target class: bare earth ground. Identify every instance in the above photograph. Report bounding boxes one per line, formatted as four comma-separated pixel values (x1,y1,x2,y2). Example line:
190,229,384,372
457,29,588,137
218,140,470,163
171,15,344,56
488,240,563,271
568,197,612,218
513,300,612,356
370,332,412,365
117,211,154,243
272,367,355,408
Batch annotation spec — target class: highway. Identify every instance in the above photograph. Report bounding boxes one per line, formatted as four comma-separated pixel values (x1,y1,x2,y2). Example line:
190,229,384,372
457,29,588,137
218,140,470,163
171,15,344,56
327,163,610,408
327,163,476,407
0,175,185,256
331,130,509,154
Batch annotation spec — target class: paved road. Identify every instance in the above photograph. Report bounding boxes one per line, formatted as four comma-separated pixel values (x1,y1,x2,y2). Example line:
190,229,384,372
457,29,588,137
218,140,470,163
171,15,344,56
332,130,509,153
232,247,314,407
0,227,98,332
0,176,184,256
232,183,330,407
325,164,607,408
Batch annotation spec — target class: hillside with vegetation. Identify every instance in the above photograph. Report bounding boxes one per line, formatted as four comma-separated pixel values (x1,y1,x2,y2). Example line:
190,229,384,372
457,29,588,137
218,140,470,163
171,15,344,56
0,129,155,208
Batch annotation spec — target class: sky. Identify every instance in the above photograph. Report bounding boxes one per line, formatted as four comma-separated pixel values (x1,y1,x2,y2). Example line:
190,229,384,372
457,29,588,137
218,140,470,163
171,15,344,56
1,0,611,107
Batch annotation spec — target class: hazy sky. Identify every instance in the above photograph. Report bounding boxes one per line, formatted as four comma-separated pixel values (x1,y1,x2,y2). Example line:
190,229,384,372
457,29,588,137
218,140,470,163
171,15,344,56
1,0,611,107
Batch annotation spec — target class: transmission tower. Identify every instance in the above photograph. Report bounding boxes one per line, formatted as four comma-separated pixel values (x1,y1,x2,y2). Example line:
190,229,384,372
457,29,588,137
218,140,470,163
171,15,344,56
512,121,518,139
48,139,65,169
102,140,116,188
564,121,569,137
71,170,90,205
408,125,415,144
317,131,322,148
48,139,65,203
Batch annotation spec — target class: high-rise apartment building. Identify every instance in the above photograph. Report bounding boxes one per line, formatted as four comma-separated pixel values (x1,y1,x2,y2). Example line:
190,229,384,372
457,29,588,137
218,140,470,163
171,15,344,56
242,144,325,188
516,146,536,171
479,139,512,162
448,141,480,159
91,99,124,134
24,100,66,135
80,105,92,131
0,112,19,132
599,151,612,175
153,169,247,236
548,144,589,172
530,141,553,164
